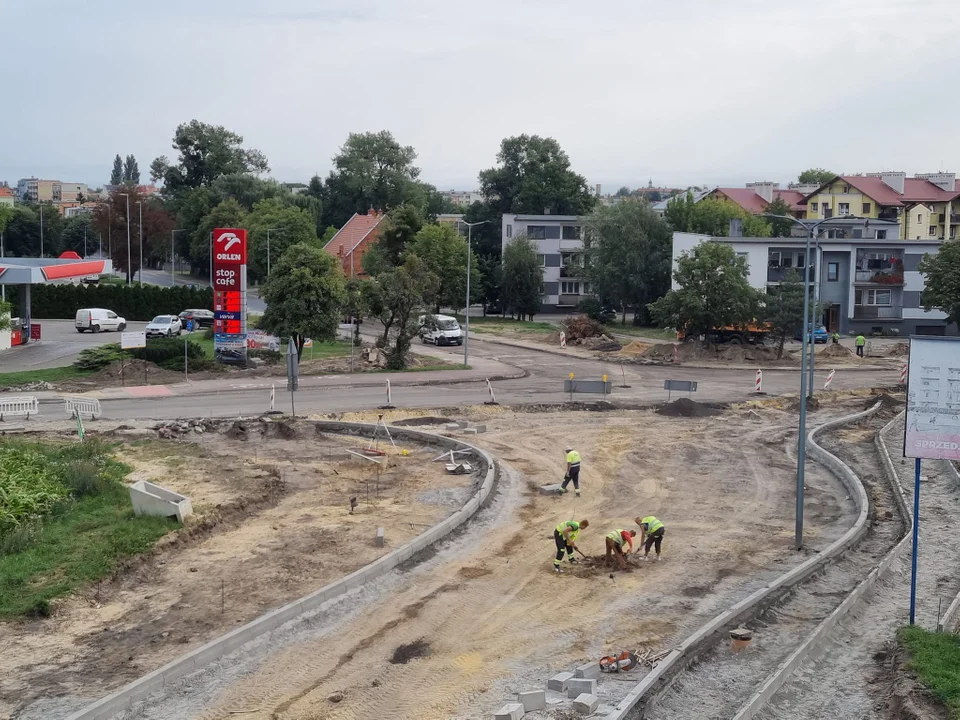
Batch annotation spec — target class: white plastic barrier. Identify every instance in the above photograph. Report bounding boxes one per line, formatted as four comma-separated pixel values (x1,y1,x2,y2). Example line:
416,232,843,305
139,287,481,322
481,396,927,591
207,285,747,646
0,395,39,420
64,396,101,419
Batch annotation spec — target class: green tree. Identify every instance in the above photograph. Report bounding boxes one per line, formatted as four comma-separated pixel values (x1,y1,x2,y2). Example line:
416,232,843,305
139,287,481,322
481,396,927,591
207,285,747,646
763,196,796,238
209,174,283,210
320,225,338,245
762,270,808,358
0,300,9,332
687,198,772,237
665,191,698,232
246,199,320,281
110,154,123,185
477,254,503,315
153,120,269,194
321,130,421,228
478,134,596,216
61,214,97,256
462,201,503,258
190,198,247,279
798,168,835,186
123,155,140,184
582,198,673,325
615,186,632,197
378,204,424,266
1,205,40,256
0,204,14,236
919,241,960,326
406,223,480,313
647,242,762,339
501,234,544,321
367,254,439,370
259,243,347,360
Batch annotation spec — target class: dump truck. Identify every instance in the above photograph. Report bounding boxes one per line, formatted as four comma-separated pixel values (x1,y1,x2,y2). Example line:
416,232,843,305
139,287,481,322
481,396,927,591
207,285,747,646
676,322,772,346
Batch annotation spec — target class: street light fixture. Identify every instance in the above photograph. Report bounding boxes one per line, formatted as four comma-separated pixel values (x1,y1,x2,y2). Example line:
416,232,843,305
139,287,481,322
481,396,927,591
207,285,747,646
266,228,282,277
460,220,490,368
119,193,131,283
171,229,186,286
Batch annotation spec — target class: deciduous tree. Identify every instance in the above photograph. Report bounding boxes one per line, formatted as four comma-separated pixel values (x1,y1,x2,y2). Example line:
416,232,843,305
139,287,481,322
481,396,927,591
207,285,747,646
501,234,544,321
110,154,123,185
259,243,347,360
798,168,835,186
246,199,320,281
919,241,960,326
367,254,439,370
762,270,807,358
763,196,796,238
406,223,480,313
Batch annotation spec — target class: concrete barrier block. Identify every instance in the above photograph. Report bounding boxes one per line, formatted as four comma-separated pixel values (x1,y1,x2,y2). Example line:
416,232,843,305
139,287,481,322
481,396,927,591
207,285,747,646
567,678,597,698
548,671,574,692
539,484,563,496
474,424,487,433
445,423,461,430
518,689,546,711
462,428,479,435
493,702,524,720
575,661,601,679
573,693,599,714
375,527,385,547
456,420,469,428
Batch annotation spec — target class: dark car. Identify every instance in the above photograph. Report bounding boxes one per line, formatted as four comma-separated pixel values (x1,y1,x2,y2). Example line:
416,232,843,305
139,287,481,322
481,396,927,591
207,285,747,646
179,309,215,329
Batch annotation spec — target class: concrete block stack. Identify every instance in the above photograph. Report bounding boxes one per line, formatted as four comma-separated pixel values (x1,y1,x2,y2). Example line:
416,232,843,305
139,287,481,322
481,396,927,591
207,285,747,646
566,678,597,698
493,702,524,720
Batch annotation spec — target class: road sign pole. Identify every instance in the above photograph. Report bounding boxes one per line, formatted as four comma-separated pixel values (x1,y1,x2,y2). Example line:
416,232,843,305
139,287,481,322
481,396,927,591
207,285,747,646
910,456,921,625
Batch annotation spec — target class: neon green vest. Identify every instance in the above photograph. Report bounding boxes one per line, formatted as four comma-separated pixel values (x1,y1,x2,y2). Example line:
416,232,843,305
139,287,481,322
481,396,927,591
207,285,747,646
556,520,580,543
640,516,663,533
607,529,628,546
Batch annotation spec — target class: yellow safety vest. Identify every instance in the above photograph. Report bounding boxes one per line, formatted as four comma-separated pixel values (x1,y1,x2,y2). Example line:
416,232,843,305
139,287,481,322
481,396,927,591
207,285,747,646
640,516,663,534
855,335,865,346
607,529,628,547
556,520,580,543
566,450,581,466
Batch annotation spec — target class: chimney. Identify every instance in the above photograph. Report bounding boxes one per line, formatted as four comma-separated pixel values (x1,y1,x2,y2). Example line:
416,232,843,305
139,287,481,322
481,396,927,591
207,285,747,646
729,218,743,237
916,172,956,192
367,208,377,217
746,181,777,204
878,172,906,194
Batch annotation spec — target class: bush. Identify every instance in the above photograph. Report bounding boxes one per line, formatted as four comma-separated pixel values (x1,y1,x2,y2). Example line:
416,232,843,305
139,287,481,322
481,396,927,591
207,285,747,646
248,348,282,365
74,344,124,371
577,297,604,321
63,459,112,498
9,284,213,321
132,338,205,366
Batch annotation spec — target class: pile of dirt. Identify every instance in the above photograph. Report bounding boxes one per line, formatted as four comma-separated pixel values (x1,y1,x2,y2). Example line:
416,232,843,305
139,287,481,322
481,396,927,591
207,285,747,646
714,344,788,364
618,340,652,356
391,416,452,427
656,398,723,418
389,638,431,664
818,342,857,359
579,335,622,352
640,342,795,366
559,314,605,341
886,342,910,357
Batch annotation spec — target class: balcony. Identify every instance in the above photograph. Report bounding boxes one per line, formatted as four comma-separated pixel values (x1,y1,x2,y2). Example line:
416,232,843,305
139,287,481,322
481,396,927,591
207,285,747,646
767,266,815,283
853,305,902,320
854,270,904,285
558,294,581,307
559,266,583,278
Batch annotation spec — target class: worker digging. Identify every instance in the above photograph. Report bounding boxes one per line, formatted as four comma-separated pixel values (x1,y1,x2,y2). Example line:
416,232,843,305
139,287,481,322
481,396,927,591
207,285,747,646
560,446,582,496
553,518,589,573
605,528,637,571
636,515,665,561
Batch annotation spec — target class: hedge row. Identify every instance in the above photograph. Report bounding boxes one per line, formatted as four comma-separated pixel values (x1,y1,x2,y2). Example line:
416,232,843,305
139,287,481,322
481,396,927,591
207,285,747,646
9,284,214,321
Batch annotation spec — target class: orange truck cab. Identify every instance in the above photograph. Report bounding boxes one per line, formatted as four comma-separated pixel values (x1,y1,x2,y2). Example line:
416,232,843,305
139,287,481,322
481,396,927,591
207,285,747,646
677,322,772,345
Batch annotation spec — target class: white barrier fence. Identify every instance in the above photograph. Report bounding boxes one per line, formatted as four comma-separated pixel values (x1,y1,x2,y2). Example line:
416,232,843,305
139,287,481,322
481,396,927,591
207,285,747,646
63,396,101,419
0,396,39,420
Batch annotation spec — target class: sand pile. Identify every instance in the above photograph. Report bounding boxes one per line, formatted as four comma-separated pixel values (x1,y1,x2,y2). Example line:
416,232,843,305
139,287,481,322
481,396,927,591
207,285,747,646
818,342,856,359
618,340,652,356
886,342,909,357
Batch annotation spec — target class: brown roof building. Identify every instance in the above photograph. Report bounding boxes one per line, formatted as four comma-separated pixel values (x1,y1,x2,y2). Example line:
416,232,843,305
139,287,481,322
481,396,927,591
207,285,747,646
323,209,386,278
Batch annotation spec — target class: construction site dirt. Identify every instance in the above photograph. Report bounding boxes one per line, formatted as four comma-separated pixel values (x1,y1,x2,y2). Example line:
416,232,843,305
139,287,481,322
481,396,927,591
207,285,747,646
50,399,894,720
5,419,478,720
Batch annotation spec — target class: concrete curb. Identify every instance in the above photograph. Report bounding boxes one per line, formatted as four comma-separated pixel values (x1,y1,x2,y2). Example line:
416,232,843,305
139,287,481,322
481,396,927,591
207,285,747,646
603,402,882,720
63,421,498,720
932,427,960,632
729,409,912,719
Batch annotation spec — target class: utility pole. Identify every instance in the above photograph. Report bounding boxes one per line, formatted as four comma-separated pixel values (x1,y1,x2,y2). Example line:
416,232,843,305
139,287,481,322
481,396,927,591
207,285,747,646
120,193,131,283
136,200,143,285
39,203,44,258
460,220,490,368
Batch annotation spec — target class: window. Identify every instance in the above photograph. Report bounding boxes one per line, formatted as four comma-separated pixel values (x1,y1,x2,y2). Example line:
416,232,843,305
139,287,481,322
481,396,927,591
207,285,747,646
930,226,937,236
843,185,850,193
918,214,923,223
811,202,819,212
827,262,839,281
768,251,782,268
876,230,887,240
839,203,850,215
561,281,581,294
561,251,583,270
506,224,512,238
795,252,805,267
939,214,946,223
859,289,892,305
527,225,546,239
561,226,581,240
862,203,871,214
537,254,546,267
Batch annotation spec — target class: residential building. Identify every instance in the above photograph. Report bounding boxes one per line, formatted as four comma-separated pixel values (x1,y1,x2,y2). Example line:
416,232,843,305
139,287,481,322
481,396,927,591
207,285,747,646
16,178,88,203
501,214,586,311
102,184,158,198
441,190,484,206
651,189,710,219
323,209,386,278
800,172,960,241
63,204,96,218
438,213,466,236
707,182,807,219
672,217,953,336
0,187,13,207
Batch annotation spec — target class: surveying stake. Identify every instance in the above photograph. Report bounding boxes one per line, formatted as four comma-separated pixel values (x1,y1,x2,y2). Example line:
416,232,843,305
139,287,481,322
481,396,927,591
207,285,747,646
363,414,397,456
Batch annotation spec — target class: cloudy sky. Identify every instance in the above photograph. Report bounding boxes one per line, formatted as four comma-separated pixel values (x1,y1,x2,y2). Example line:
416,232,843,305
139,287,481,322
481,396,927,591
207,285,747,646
2,0,959,192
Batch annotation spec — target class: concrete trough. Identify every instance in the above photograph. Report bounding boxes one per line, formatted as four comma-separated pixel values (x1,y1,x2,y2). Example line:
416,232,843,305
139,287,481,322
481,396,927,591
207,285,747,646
128,480,192,523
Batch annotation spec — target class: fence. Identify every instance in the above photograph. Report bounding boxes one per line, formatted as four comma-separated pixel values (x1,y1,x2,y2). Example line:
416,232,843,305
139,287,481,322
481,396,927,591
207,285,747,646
0,396,39,420
64,397,102,419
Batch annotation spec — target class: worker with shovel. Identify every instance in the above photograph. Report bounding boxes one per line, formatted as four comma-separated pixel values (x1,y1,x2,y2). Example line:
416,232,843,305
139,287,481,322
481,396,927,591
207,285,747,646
635,516,665,562
560,446,582,497
553,518,589,573
605,528,637,570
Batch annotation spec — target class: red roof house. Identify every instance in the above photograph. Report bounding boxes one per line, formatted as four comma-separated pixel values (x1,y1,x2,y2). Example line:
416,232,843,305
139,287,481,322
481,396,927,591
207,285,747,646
323,209,386,278
708,183,806,217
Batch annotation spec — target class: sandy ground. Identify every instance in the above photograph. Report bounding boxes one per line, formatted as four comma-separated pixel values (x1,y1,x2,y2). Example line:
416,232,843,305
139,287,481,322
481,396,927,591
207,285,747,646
4,419,477,719
108,401,871,720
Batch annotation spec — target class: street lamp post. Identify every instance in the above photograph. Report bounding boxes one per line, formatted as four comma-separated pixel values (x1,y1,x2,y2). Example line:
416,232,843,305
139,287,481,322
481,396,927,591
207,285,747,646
39,203,44,258
266,228,282,277
119,193,131,283
460,220,490,368
171,229,186,286
135,201,143,285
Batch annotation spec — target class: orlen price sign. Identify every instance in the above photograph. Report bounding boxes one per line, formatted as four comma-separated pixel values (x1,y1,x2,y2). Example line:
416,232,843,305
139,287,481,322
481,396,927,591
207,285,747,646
213,228,248,365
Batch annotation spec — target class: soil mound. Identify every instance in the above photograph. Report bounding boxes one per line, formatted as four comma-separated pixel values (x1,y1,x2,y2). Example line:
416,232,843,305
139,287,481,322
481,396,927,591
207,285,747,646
818,342,856,359
389,638,431,664
391,416,451,427
641,342,794,365
714,344,787,364
887,342,910,357
560,314,605,341
618,340,652,356
656,398,723,418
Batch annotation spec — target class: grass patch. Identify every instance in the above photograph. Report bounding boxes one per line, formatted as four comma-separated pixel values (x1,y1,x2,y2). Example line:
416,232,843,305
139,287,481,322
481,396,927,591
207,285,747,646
0,366,91,388
455,316,556,334
183,333,351,362
0,439,178,618
899,625,960,717
603,324,677,340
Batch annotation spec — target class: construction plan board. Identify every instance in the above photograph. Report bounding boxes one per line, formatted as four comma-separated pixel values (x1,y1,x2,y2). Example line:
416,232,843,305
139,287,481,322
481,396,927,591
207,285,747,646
905,335,960,459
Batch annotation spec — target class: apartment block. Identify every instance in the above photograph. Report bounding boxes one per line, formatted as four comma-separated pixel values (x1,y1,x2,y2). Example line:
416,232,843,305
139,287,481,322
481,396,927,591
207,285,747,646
502,214,586,311
16,178,88,203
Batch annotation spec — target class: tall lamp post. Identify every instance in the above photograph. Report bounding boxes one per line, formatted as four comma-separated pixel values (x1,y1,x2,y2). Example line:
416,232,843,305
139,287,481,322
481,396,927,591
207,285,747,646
119,193,131,283
763,213,853,550
171,229,186,286
135,201,143,285
460,220,489,368
266,228,282,277
39,203,44,258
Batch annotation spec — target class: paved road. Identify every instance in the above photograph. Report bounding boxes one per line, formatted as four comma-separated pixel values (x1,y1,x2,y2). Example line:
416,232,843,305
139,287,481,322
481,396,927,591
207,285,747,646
5,320,149,372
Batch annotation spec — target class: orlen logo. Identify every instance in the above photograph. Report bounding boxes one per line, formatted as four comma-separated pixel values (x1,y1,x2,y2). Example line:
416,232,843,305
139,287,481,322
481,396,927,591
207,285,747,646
214,229,246,263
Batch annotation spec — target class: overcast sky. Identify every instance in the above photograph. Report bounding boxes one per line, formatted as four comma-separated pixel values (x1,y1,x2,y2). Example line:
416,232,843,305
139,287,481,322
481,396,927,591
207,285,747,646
2,0,959,193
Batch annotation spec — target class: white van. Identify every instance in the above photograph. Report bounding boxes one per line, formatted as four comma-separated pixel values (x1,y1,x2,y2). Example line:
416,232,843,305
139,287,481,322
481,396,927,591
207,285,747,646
418,314,463,346
75,308,127,333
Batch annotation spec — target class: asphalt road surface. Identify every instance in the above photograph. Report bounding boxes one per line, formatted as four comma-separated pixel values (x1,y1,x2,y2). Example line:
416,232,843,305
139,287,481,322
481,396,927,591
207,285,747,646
4,319,149,371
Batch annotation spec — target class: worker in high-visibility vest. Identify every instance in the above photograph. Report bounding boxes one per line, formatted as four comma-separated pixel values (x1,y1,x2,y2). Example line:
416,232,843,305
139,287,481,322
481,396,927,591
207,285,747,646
635,516,665,562
560,446,582,497
553,518,589,573
605,528,636,570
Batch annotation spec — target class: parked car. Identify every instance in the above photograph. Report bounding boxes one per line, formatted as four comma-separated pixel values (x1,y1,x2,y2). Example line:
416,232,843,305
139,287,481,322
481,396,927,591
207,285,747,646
599,305,618,323
75,308,126,333
81,275,100,285
794,324,829,344
178,309,215,328
145,315,183,338
418,314,463,346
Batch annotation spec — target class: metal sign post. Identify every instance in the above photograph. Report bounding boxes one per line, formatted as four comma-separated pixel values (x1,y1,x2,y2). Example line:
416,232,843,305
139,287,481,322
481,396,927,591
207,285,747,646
121,331,146,387
663,379,697,401
286,337,299,416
